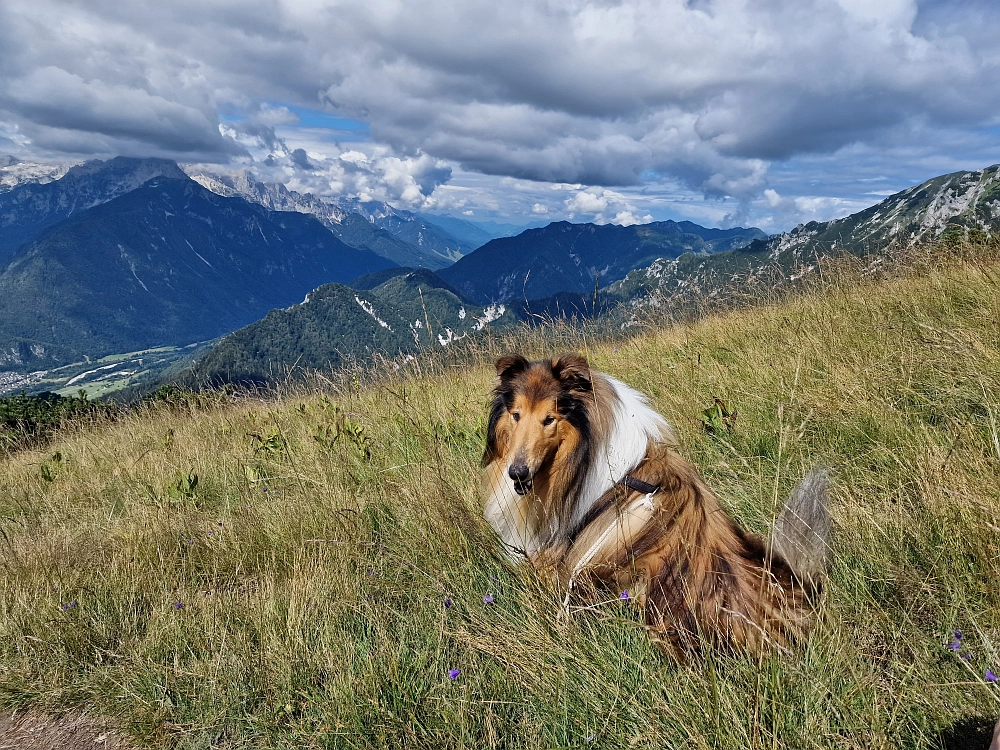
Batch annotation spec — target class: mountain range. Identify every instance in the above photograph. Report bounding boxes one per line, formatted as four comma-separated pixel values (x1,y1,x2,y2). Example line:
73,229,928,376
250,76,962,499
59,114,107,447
3,155,1000,395
609,164,1000,305
0,155,70,193
438,220,766,303
187,268,513,385
191,164,1000,386
0,175,394,367
188,170,504,269
187,171,464,270
413,214,538,248
0,157,189,265
335,198,478,265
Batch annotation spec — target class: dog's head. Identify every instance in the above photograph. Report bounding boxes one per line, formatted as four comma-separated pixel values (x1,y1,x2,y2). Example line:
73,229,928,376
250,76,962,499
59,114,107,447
482,353,593,496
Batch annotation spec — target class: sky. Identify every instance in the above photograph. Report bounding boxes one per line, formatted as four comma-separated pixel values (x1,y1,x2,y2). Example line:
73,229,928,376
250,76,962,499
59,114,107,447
2,0,999,233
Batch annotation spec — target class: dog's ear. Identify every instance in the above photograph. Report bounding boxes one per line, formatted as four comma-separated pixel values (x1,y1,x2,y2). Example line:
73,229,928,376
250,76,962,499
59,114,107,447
552,353,592,389
495,354,529,380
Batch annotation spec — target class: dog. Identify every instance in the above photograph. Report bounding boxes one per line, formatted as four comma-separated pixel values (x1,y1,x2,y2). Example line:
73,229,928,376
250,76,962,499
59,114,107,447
482,352,830,658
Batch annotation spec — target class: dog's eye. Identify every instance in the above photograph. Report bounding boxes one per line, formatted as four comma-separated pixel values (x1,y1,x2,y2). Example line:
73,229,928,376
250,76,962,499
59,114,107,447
511,412,520,422
543,416,555,426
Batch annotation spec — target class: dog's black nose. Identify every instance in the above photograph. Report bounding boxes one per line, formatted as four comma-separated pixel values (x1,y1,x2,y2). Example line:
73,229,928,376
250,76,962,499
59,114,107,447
508,463,530,483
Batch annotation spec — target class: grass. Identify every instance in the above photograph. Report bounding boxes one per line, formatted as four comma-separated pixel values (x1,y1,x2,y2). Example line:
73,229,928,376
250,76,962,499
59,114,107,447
1,248,999,748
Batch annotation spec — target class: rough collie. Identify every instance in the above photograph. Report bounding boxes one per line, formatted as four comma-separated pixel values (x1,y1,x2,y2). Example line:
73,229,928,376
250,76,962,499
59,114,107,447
482,353,830,658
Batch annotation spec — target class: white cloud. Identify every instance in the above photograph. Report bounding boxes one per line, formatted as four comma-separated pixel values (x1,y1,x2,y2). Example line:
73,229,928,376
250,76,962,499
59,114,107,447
566,190,609,215
612,211,647,227
732,188,857,231
1,0,999,230
565,186,653,225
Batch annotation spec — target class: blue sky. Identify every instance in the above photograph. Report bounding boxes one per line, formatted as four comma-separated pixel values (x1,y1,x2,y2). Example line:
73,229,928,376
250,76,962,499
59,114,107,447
2,0,999,233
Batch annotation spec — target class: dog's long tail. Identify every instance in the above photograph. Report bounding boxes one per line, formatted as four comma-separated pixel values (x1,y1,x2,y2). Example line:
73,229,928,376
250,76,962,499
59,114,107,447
770,468,832,586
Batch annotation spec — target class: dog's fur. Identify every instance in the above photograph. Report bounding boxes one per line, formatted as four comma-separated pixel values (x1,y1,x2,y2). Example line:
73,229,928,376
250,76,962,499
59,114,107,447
482,353,830,658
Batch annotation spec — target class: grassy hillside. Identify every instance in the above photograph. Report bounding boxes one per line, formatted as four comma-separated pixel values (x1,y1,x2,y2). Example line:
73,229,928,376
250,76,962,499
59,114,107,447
1,248,999,748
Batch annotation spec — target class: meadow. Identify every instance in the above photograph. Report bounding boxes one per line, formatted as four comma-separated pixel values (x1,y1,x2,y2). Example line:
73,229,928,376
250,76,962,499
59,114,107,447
1,246,999,748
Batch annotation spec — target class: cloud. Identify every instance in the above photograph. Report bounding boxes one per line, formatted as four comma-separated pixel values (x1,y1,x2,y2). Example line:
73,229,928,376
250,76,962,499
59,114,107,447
189,137,453,210
313,0,1000,195
3,66,241,157
565,186,653,225
1,0,999,228
566,189,611,215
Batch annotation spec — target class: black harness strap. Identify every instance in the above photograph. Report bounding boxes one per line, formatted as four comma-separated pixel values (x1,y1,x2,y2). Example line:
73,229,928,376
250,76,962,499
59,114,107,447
622,474,660,495
567,474,661,544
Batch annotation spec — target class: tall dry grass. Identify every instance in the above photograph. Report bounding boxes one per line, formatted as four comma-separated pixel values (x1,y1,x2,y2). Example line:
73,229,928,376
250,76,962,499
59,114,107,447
1,247,999,748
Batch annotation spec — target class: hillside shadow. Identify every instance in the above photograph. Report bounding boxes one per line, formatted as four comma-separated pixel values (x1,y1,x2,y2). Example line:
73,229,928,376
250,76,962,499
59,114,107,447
937,716,998,750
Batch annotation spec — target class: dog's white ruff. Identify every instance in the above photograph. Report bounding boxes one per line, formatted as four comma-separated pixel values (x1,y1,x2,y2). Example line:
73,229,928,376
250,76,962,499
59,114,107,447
568,375,673,535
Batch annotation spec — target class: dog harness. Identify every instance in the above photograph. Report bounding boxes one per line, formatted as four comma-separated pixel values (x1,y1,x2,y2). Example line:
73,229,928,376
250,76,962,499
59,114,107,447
622,475,660,495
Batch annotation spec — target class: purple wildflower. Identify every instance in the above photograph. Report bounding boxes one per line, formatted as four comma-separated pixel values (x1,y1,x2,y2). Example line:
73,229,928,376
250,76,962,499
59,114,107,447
175,602,184,610
949,640,961,651
620,590,630,601
444,597,453,609
69,601,77,608
263,487,269,493
60,603,69,611
986,670,998,683
952,629,963,641
483,594,494,605
448,668,461,680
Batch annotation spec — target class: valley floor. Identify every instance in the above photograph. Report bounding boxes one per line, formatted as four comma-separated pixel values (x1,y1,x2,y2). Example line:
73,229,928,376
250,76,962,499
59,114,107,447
0,342,214,399
1,248,999,748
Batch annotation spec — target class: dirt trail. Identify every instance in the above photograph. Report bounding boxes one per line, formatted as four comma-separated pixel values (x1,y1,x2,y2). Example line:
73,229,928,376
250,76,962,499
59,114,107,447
0,713,131,750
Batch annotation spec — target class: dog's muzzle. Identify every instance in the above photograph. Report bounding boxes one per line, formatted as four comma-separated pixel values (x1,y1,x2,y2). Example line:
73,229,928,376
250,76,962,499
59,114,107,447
508,463,532,495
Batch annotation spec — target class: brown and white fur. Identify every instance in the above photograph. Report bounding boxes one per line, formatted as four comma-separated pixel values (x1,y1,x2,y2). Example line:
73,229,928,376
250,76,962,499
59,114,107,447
482,353,831,659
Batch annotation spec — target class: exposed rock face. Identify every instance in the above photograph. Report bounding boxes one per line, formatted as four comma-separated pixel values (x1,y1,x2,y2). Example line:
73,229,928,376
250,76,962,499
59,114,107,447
609,165,1000,306
188,169,470,269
